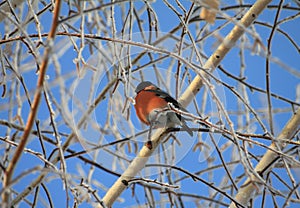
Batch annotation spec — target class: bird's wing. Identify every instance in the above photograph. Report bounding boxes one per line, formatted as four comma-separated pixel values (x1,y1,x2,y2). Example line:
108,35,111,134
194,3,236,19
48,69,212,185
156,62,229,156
146,88,194,136
146,89,188,112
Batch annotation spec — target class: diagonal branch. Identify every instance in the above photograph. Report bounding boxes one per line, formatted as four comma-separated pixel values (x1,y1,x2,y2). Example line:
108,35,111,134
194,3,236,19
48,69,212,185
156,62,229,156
2,0,62,205
101,0,272,207
230,107,300,207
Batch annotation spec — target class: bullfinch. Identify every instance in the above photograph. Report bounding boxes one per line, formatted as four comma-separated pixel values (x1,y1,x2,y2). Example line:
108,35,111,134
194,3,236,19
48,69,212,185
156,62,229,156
134,81,193,136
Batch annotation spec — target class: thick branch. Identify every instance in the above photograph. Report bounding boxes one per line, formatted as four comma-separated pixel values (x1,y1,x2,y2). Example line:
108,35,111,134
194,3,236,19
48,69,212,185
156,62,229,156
230,107,300,207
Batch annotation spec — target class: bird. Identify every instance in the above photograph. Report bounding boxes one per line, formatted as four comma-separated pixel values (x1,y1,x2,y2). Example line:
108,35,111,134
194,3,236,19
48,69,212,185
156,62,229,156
134,81,193,136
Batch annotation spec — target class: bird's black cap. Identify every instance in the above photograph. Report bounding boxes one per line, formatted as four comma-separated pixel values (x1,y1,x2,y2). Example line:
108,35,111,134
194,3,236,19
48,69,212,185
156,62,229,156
135,81,154,93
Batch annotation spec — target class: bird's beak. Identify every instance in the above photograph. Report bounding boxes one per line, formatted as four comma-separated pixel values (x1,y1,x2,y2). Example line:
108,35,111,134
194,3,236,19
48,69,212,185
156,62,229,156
130,97,136,105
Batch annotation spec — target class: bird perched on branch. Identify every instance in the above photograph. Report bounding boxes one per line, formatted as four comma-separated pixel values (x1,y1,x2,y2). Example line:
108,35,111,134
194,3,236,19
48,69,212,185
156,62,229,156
134,81,193,137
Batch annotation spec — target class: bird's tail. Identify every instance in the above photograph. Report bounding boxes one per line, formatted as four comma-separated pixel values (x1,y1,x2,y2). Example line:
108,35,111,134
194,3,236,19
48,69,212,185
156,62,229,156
180,121,193,137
